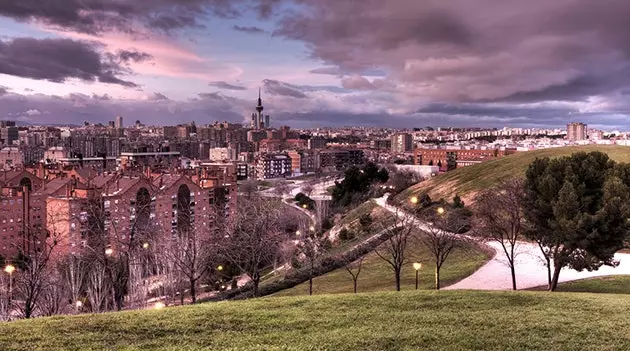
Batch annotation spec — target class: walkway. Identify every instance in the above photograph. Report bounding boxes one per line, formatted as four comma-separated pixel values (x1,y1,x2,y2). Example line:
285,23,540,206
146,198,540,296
375,195,630,290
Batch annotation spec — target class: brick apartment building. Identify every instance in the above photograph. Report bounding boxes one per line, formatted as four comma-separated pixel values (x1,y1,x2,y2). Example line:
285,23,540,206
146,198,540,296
413,148,517,169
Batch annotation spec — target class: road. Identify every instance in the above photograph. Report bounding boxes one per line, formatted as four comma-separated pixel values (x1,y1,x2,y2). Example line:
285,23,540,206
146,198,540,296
375,195,630,290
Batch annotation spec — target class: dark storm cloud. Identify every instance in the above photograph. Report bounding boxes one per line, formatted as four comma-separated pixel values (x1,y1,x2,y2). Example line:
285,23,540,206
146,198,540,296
262,79,307,98
0,0,283,34
233,25,265,34
273,0,630,106
209,81,247,90
0,37,139,87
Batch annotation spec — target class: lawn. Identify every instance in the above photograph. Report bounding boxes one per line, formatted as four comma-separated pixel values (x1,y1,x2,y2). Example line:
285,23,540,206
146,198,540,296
1,290,630,350
275,237,491,296
396,145,630,205
530,275,630,294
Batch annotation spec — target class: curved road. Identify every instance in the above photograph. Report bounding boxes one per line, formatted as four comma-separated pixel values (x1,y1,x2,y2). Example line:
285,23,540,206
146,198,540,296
375,196,630,290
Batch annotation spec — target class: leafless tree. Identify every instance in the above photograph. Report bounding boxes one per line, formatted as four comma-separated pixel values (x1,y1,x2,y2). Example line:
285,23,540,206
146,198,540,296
240,179,259,198
344,257,364,294
273,180,291,198
295,223,331,295
86,262,110,313
373,211,416,291
474,178,525,290
59,255,88,311
220,198,285,297
419,207,470,290
13,239,59,318
37,274,67,317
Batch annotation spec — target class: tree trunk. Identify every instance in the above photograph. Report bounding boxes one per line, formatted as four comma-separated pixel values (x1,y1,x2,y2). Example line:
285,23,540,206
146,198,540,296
435,266,441,290
510,264,517,291
353,278,358,294
253,278,259,297
549,261,562,292
190,279,196,304
394,268,401,291
308,264,313,296
546,258,552,289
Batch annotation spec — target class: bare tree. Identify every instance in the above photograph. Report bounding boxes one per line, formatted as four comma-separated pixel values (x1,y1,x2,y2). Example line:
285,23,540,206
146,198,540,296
13,240,59,318
38,274,67,317
373,211,416,291
273,180,291,198
295,224,331,295
344,257,364,294
86,262,110,313
240,179,259,198
419,207,469,290
220,198,284,297
59,255,88,311
474,178,524,290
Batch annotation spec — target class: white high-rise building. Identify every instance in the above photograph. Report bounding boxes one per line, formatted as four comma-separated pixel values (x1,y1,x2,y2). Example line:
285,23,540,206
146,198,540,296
115,115,124,129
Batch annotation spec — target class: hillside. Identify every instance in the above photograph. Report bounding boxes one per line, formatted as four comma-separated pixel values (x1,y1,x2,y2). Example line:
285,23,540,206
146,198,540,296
276,238,490,296
396,145,630,205
1,290,629,350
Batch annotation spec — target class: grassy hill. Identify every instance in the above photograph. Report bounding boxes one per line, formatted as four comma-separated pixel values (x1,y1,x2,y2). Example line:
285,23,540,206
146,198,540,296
1,290,630,350
276,238,490,296
396,145,630,205
530,275,630,294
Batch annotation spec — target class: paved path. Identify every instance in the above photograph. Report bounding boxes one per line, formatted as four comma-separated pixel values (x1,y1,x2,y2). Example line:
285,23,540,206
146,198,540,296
375,196,630,290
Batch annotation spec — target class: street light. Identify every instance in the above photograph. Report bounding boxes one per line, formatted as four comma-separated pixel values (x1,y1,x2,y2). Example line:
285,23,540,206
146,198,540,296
302,204,308,209
142,242,149,249
105,248,114,256
309,226,315,232
4,264,14,309
410,196,418,205
413,262,422,290
217,265,224,272
296,230,302,237
154,301,166,310
437,207,445,215
75,300,83,312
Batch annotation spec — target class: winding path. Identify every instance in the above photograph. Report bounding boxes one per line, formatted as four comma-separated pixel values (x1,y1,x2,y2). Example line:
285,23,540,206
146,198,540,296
375,196,630,290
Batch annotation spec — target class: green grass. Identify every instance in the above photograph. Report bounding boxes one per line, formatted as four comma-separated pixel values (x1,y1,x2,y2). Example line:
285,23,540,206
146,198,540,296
396,145,630,204
2,290,630,350
531,275,630,294
275,238,491,296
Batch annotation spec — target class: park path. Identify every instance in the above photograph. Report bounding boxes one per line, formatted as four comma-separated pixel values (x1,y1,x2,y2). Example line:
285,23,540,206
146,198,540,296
374,196,630,290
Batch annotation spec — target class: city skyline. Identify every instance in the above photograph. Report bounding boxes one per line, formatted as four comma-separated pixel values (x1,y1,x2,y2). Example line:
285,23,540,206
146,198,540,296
1,1,630,129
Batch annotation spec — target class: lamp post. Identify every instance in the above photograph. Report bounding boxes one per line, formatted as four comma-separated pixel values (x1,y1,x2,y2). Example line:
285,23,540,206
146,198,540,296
413,262,422,290
410,196,418,205
437,207,445,215
4,265,15,310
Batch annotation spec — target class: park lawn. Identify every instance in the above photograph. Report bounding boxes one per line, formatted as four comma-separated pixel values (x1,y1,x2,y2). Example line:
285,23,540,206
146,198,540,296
530,275,630,294
396,145,630,205
275,237,492,296
1,290,630,350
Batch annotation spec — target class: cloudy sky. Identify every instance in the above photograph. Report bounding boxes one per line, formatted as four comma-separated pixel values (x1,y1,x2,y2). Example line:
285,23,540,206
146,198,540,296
1,0,630,129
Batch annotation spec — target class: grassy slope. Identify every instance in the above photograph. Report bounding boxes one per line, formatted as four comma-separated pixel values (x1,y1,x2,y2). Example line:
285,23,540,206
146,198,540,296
276,238,491,296
531,275,630,294
2,290,630,350
396,145,630,204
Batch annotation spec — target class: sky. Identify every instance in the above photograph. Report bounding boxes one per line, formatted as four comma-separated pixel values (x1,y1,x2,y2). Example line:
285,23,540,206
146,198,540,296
1,0,630,129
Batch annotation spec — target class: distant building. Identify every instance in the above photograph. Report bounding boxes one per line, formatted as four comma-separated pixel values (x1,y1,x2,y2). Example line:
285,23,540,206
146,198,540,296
413,147,516,170
308,137,327,150
0,147,24,170
256,153,292,179
115,115,124,129
318,149,365,172
0,122,19,146
567,122,587,141
391,133,413,154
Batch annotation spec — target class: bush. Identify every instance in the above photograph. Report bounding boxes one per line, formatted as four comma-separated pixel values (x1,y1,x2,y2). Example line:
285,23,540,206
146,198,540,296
339,228,355,241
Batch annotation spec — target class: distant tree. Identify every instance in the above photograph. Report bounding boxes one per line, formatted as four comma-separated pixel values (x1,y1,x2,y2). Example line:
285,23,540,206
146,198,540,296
374,211,416,291
419,206,470,289
428,160,434,166
240,180,258,198
447,158,457,171
220,199,284,297
523,152,630,291
344,257,364,294
296,225,331,295
474,179,524,290
437,160,443,169
338,228,355,241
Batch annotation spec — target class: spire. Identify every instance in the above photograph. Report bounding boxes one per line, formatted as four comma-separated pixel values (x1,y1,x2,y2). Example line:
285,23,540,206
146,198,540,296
256,87,264,114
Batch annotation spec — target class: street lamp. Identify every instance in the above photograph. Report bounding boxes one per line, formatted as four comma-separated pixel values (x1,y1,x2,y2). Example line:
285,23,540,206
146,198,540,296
410,196,418,205
154,301,166,310
437,207,445,215
4,264,14,308
296,230,301,237
75,300,83,312
142,242,149,249
217,265,224,272
302,204,308,209
105,248,114,256
309,226,315,232
413,262,422,290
